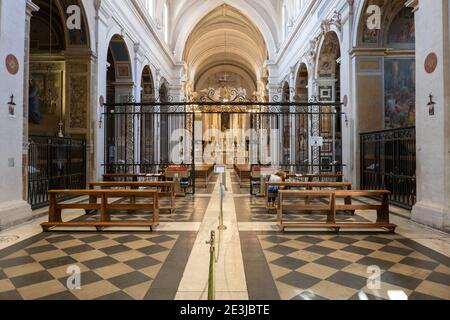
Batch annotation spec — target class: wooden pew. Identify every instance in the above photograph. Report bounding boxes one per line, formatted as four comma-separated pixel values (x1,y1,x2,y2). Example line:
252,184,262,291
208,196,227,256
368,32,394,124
102,173,152,182
250,166,277,196
88,181,176,213
234,164,251,188
277,189,396,232
41,189,159,232
195,164,215,189
165,165,191,196
265,181,353,211
287,173,344,182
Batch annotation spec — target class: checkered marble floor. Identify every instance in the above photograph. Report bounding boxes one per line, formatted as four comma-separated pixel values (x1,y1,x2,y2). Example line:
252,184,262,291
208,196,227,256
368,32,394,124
256,233,450,300
0,233,182,300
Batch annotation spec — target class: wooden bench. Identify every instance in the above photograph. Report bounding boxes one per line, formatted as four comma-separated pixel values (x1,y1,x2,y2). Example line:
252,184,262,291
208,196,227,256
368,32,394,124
164,166,191,196
287,173,344,182
250,166,277,195
195,164,215,189
41,189,159,232
88,181,176,213
102,173,152,182
265,182,353,211
277,190,396,232
234,164,251,188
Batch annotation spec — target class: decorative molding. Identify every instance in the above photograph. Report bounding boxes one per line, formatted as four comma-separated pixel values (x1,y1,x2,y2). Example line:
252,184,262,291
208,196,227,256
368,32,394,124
322,11,342,34
26,0,40,16
405,0,419,12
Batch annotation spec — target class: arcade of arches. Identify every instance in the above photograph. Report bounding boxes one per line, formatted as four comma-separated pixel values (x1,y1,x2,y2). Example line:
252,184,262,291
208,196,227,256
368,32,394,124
0,0,449,301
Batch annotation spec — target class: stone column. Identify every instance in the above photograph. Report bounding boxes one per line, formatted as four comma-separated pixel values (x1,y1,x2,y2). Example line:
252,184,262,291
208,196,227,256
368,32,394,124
0,0,33,229
411,0,450,231
133,43,143,168
22,0,39,201
154,70,161,162
168,82,185,164
289,66,296,165
92,0,110,180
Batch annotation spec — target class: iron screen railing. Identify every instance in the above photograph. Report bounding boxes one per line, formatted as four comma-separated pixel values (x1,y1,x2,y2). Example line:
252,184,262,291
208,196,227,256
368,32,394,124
360,127,416,209
102,100,345,195
28,136,87,209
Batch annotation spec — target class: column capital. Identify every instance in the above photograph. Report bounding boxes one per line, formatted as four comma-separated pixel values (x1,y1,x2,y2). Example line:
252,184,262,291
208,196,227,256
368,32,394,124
405,0,419,12
26,0,40,17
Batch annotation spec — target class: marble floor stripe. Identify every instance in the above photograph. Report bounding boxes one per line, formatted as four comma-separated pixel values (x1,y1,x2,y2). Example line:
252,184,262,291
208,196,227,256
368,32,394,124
145,232,197,300
175,171,249,300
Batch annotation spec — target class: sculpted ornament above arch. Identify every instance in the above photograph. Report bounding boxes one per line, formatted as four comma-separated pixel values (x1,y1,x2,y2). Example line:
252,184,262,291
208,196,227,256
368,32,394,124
305,11,342,76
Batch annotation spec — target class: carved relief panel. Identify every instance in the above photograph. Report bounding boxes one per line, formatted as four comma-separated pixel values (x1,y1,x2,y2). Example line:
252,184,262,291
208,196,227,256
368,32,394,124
66,60,89,134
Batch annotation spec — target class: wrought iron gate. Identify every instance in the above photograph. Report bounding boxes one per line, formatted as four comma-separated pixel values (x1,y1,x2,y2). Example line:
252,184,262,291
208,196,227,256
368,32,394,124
360,127,416,209
28,136,87,209
103,101,344,194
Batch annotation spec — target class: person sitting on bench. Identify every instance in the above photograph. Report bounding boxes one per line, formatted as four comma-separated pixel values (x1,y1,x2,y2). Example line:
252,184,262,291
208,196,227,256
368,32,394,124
268,171,287,206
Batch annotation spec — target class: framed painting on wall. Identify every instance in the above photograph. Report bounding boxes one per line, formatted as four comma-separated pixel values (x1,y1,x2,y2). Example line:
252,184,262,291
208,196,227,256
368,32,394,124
29,64,65,136
384,59,416,129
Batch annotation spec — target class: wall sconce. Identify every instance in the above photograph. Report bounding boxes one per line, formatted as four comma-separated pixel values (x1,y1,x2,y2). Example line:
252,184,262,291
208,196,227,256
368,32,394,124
8,94,16,116
99,95,105,129
427,93,436,117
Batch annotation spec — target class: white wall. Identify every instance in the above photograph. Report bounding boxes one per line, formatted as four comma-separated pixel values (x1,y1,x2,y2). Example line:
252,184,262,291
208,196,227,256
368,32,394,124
411,0,450,231
0,0,32,229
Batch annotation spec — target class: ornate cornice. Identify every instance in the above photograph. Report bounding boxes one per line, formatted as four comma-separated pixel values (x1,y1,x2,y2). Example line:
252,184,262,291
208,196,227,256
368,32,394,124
26,0,40,16
405,0,419,12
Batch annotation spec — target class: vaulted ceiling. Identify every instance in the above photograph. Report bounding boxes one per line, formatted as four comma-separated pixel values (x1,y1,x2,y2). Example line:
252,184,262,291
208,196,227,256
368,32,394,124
170,0,279,58
180,4,270,90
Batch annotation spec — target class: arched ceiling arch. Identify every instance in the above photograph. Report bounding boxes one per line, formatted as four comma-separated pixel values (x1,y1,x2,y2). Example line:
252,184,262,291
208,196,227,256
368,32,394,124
316,31,341,79
107,35,133,81
355,0,414,48
182,4,269,88
30,0,91,51
172,1,278,59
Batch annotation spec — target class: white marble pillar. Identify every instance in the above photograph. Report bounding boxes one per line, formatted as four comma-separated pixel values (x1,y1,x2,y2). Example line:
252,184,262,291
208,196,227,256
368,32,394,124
411,0,450,231
92,0,110,180
0,0,33,229
267,82,281,166
289,67,296,165
22,1,39,201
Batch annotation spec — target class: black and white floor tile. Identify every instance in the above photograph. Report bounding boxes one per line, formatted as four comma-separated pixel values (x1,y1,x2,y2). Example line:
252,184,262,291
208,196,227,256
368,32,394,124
241,232,450,300
0,232,195,300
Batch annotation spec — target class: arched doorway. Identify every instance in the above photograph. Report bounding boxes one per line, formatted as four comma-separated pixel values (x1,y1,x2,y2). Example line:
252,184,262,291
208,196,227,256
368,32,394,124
140,66,156,165
141,66,155,103
295,64,309,165
356,0,416,208
316,31,342,172
105,35,134,173
106,35,133,104
29,0,91,137
159,79,170,163
281,81,292,164
27,0,91,208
